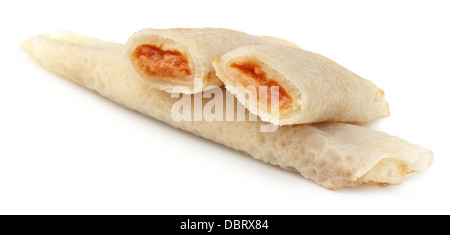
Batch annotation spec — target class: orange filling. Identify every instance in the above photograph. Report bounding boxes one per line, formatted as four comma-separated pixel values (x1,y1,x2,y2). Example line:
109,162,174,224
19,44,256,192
133,45,191,79
231,63,292,110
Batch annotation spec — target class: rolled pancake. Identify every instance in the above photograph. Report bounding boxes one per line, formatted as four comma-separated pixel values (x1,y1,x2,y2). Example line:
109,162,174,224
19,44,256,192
213,45,390,125
125,28,297,94
21,32,433,190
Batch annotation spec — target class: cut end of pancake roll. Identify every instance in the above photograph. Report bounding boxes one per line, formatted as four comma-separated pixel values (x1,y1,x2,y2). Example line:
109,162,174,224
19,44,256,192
133,44,192,79
125,28,300,94
216,58,300,125
126,30,201,93
214,44,390,125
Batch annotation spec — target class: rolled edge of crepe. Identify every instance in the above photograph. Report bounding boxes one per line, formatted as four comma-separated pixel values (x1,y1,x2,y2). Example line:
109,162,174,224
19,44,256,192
213,44,390,125
124,28,298,94
21,31,433,190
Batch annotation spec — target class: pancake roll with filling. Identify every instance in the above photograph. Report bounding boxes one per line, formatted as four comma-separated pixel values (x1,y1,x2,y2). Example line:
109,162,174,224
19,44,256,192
213,44,390,125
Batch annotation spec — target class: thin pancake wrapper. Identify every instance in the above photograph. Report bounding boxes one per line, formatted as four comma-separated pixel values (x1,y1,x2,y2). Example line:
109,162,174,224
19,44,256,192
21,31,432,190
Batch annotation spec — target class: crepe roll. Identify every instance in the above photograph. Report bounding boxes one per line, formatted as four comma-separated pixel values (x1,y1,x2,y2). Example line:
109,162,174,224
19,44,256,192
213,44,390,125
125,28,297,94
21,31,433,190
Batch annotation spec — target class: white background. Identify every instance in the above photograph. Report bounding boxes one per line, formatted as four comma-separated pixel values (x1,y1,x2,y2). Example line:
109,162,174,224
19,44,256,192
0,0,449,215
